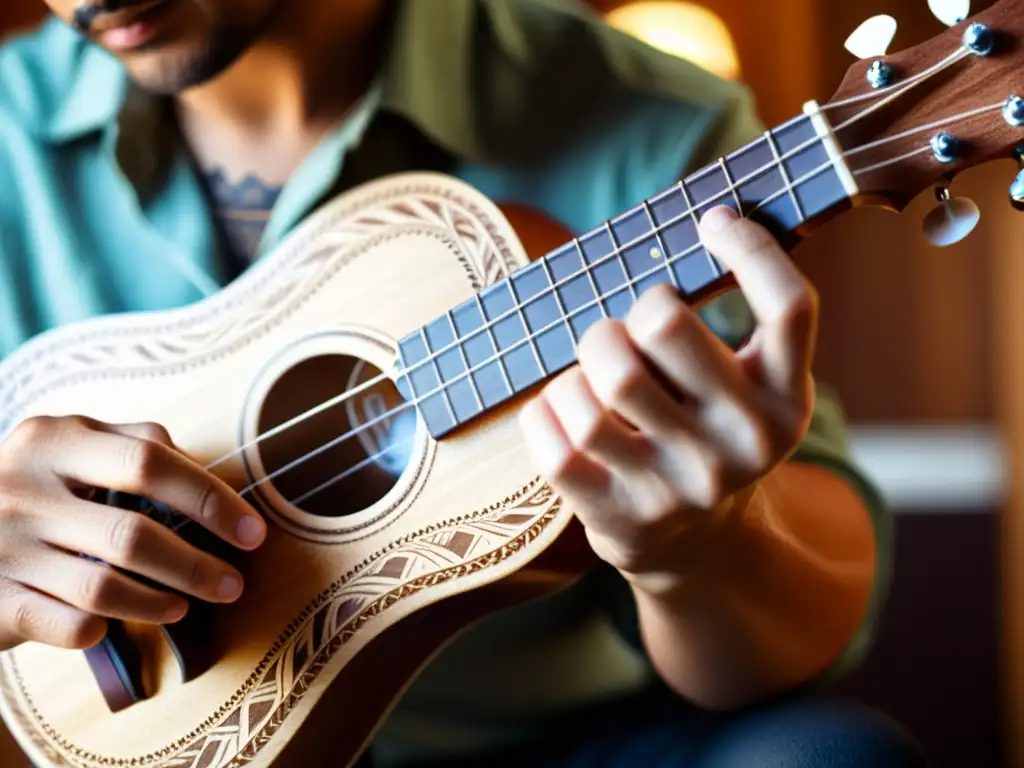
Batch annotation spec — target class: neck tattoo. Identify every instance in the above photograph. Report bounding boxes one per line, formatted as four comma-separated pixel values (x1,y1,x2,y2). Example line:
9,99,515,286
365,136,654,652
204,167,284,265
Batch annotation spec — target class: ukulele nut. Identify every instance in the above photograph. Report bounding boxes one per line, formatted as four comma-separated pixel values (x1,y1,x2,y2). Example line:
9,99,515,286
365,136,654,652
930,132,960,164
1004,95,1024,128
866,60,893,89
963,23,995,57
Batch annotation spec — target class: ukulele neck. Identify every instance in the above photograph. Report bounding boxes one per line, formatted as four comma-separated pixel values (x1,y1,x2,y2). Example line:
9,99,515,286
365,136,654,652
395,101,858,439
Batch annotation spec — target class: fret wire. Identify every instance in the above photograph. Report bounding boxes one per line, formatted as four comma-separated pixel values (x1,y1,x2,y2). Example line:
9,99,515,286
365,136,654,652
574,237,609,318
507,277,549,377
676,179,720,277
473,294,516,396
395,348,418,401
445,310,484,412
641,200,678,290
420,327,459,425
221,130,851,480
604,221,637,301
764,130,805,222
413,140,842,389
390,150,845,444
718,157,743,215
539,256,578,351
676,178,702,233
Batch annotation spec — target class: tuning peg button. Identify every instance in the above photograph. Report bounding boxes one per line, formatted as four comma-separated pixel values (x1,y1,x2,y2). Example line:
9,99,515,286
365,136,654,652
1005,95,1024,127
844,15,897,59
1012,145,1024,212
1011,171,1024,212
924,185,980,246
928,0,970,27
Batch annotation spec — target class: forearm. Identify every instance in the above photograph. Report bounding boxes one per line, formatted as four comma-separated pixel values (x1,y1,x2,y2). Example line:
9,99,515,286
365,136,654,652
629,460,877,711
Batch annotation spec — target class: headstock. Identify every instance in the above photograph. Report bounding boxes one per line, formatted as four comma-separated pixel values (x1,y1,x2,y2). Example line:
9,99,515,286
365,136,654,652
824,0,1024,240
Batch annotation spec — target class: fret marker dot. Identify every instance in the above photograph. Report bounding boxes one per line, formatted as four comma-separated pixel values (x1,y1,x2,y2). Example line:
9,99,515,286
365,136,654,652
650,247,662,259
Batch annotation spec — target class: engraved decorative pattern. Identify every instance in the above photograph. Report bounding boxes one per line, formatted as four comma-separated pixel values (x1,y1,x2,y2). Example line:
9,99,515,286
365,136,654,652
0,176,521,435
1,480,561,768
0,175,551,766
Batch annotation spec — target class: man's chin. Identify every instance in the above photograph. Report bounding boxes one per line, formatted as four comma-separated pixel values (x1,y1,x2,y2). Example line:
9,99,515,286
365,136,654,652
120,48,236,95
109,24,261,95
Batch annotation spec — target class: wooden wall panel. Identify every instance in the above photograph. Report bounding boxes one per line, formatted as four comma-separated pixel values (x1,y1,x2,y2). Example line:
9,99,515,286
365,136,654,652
0,0,44,38
593,0,1004,424
991,158,1024,767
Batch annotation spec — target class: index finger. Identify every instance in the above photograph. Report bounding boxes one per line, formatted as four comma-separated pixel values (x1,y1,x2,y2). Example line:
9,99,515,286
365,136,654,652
697,205,818,395
45,419,266,551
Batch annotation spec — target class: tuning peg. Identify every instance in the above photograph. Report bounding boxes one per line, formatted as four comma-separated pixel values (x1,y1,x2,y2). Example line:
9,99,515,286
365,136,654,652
928,0,970,27
923,184,980,246
844,15,898,59
1011,143,1024,212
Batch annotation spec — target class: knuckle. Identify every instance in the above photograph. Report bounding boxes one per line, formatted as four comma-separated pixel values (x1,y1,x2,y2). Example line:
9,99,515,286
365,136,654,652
574,414,607,452
5,416,56,455
8,593,33,640
136,422,172,445
193,481,218,523
603,363,647,409
63,414,93,430
121,438,165,487
187,557,210,593
0,488,19,522
78,568,118,612
738,418,774,472
106,513,146,560
780,284,819,325
547,446,584,485
646,300,697,347
691,452,725,509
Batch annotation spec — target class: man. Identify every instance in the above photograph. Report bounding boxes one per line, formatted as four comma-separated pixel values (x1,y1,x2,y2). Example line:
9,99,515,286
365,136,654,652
0,0,926,765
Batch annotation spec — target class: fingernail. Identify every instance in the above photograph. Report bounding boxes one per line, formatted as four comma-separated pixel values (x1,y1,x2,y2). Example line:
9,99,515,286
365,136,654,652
218,573,243,601
236,515,266,547
700,205,738,234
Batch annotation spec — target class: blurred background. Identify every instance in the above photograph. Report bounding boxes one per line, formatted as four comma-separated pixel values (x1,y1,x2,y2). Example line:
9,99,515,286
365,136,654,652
0,1,1019,766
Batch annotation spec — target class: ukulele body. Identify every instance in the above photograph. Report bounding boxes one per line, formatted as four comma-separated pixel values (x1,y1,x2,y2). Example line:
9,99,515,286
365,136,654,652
0,172,595,768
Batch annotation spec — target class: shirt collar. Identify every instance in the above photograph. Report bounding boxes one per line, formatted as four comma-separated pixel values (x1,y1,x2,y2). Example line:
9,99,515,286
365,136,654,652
38,0,485,161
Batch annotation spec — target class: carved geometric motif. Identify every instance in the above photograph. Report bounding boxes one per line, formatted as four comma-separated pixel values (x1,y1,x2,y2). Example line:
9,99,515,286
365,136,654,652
0,479,561,768
0,175,547,767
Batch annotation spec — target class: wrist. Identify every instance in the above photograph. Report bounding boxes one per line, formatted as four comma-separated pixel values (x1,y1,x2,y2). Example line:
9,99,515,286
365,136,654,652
619,481,764,600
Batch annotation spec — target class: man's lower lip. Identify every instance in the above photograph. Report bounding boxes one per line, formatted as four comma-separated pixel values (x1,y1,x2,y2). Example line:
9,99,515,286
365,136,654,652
99,3,170,51
101,20,158,50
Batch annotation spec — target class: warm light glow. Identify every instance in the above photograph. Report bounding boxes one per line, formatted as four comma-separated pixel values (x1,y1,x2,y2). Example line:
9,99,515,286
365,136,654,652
606,1,740,81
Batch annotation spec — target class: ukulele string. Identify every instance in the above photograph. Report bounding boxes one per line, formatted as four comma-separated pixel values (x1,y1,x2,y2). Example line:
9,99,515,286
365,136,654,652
202,113,860,474
234,155,851,500
827,47,970,120
209,61,971,478
204,134,832,475
203,58,995,481
844,100,1004,165
236,99,1008,507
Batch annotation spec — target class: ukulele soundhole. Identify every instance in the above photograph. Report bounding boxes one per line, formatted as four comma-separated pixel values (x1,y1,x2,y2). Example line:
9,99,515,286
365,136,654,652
239,328,431,542
254,354,413,517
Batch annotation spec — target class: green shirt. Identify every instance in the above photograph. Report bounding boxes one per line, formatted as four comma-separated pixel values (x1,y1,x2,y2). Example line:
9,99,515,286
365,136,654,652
0,0,891,762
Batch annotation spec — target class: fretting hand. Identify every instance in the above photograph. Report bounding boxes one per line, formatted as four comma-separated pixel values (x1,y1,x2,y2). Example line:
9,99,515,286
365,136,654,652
0,416,267,651
519,205,817,592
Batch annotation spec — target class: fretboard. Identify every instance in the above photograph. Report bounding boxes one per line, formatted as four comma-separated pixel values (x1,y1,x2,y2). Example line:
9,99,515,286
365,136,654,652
395,105,855,439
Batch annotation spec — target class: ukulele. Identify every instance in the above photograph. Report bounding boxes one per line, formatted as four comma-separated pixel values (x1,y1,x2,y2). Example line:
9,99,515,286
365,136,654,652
1,2,1023,766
